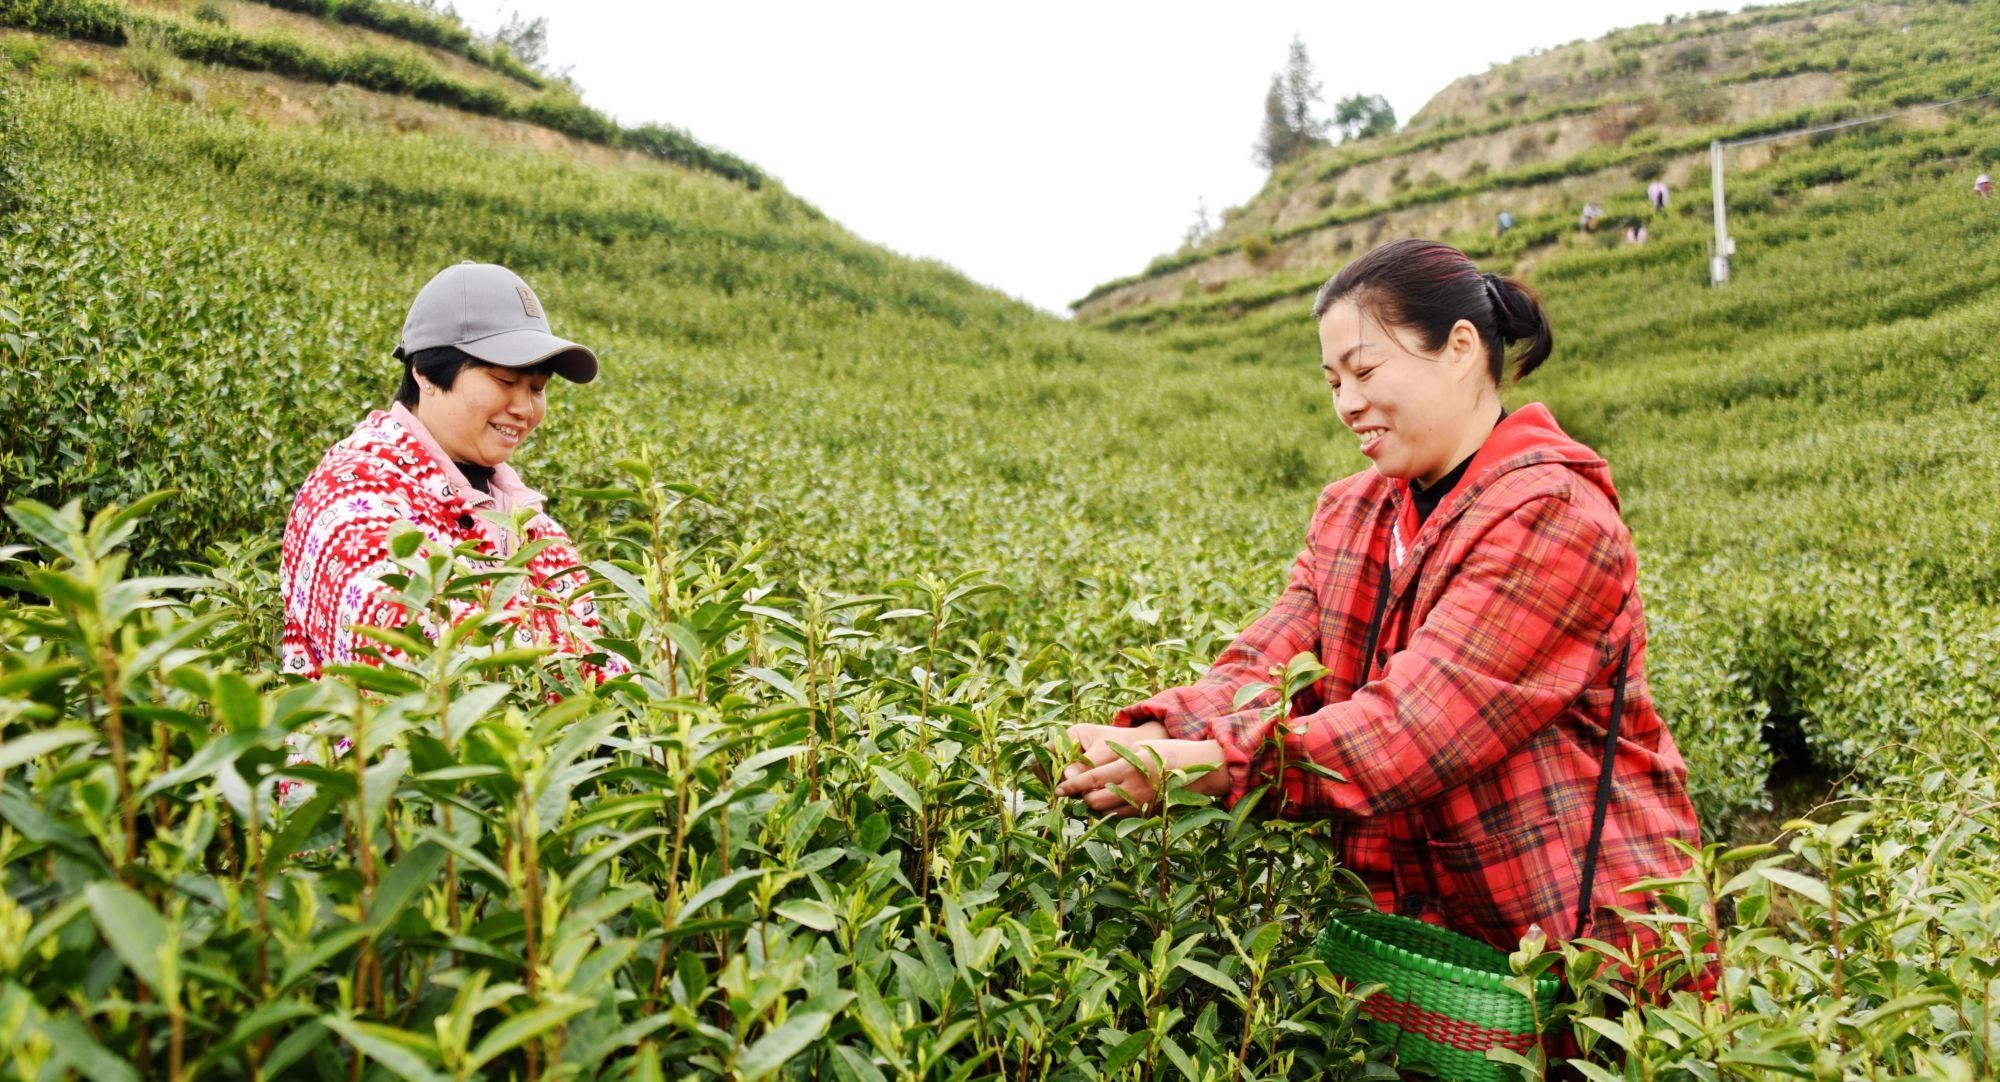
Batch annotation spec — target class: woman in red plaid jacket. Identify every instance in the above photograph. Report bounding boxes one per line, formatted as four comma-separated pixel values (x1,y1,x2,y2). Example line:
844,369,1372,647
1057,238,1701,960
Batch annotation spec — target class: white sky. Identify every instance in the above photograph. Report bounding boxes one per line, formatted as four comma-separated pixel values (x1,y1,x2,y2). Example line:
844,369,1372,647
460,1,1733,314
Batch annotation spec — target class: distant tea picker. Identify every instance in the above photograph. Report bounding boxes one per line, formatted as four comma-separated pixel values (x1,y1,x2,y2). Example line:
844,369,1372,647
1058,239,1703,975
278,263,626,790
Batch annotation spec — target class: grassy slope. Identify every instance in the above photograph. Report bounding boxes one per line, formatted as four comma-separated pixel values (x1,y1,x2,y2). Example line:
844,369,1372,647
4,14,1999,1081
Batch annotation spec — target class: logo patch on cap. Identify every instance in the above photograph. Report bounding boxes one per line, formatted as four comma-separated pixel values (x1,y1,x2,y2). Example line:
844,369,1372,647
516,286,543,319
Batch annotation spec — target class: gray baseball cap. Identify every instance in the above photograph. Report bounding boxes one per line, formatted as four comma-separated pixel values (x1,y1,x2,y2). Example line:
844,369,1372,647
394,262,598,383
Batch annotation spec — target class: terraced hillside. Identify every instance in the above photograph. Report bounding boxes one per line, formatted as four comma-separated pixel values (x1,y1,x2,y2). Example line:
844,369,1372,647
1076,0,1999,317
0,0,764,181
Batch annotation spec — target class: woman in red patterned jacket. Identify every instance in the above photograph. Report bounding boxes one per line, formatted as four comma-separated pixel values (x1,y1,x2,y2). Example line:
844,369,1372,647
278,263,625,795
1057,238,1701,959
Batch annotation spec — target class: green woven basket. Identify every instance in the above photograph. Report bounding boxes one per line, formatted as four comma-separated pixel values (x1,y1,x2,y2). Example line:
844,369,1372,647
1315,911,1561,1082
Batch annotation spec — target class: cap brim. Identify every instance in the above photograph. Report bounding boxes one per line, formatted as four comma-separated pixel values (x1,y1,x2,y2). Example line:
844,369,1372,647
458,328,598,384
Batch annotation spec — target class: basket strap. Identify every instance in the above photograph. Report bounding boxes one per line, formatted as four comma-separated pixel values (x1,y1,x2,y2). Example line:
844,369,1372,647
1571,640,1632,941
1357,559,1394,685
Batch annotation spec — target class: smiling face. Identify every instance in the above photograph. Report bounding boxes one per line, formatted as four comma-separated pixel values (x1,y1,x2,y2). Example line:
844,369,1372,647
411,362,550,467
1318,297,1500,488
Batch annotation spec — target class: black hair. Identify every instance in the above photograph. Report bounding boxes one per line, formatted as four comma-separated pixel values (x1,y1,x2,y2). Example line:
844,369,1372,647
1312,237,1554,383
395,346,560,407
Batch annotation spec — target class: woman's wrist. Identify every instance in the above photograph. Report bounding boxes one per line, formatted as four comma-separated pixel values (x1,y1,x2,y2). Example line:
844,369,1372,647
1190,741,1232,796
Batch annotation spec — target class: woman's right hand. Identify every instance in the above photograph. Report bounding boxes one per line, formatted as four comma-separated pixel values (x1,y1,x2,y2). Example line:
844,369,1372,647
1061,721,1168,782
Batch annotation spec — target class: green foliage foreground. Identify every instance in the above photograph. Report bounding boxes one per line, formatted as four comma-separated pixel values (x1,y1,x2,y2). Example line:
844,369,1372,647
4,487,1999,1081
4,29,2000,1080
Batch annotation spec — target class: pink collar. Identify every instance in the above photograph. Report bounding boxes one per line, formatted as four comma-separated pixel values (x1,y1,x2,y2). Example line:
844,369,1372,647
387,402,544,511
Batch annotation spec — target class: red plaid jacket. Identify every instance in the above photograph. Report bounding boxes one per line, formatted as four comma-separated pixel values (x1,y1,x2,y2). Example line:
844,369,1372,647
1117,404,1699,953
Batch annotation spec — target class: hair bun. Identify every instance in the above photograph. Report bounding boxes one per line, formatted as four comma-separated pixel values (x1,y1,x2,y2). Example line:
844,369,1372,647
1486,274,1553,381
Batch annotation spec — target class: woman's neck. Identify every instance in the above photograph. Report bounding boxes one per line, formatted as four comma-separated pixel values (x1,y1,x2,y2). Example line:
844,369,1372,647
1420,396,1506,489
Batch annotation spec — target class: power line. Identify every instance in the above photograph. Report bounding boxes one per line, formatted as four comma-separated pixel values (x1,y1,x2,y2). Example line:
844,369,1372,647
1709,88,1997,284
1721,88,2000,149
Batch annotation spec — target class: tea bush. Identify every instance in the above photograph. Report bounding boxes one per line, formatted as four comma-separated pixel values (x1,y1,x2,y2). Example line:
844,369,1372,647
3,481,1997,1079
7,4,2000,1075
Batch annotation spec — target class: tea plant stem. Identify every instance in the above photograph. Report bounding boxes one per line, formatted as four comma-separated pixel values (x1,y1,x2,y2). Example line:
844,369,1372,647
806,609,823,803
916,600,943,902
918,601,940,738
1155,788,1171,935
1261,846,1277,921
1979,969,1995,1074
436,667,461,937
132,989,153,1079
1269,721,1291,820
715,809,735,996
1234,965,1266,1082
352,697,377,1021
644,481,681,700
974,981,993,1061
152,718,171,836
247,784,269,992
520,792,541,1000
169,997,185,1082
1823,838,1844,1000
96,643,137,876
648,726,693,1001
393,954,433,1030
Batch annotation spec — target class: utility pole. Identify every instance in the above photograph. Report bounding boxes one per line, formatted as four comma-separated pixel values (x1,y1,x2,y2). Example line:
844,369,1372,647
1710,139,1731,286
1705,98,1964,286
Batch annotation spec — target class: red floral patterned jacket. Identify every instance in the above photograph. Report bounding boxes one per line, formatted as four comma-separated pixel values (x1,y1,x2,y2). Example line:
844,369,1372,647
1117,404,1700,953
280,404,624,683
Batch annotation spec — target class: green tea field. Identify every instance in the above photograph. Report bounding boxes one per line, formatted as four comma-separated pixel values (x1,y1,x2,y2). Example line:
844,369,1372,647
2,0,1997,1078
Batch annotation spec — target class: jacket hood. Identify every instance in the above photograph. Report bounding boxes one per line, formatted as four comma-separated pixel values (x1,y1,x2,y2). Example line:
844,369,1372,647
340,405,545,512
1397,402,1617,539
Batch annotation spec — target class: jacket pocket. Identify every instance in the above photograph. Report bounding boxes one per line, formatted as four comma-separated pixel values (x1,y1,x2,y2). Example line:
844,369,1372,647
1429,814,1582,951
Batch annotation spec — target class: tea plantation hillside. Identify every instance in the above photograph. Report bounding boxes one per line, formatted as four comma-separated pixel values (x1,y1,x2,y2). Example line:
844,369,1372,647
2,2,1998,1079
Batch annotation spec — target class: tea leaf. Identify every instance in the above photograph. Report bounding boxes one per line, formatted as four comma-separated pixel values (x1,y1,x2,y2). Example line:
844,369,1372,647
871,765,922,815
466,1001,592,1072
1758,867,1832,908
775,899,838,931
321,1016,447,1082
0,727,94,772
737,1009,836,1078
84,883,171,998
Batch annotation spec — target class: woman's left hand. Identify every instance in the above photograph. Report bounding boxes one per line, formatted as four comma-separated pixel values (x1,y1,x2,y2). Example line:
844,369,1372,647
1056,738,1230,816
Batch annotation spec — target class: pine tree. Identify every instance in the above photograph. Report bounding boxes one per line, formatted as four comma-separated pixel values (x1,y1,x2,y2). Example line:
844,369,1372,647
1254,75,1298,169
1283,37,1324,148
1252,36,1331,169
